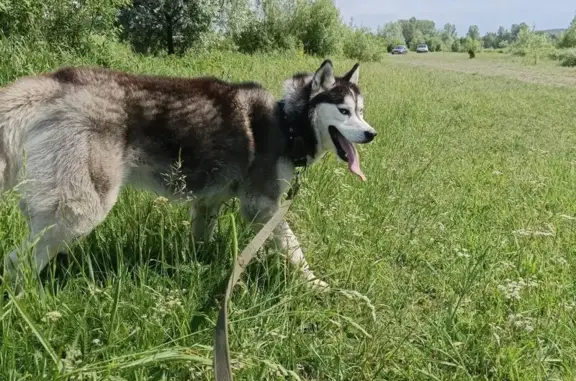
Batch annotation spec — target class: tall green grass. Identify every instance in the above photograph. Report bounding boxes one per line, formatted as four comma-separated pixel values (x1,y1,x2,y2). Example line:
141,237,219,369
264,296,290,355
2,47,576,380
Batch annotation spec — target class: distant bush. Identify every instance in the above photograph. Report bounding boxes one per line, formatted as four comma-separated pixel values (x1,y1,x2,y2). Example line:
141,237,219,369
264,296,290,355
509,28,555,64
343,28,387,62
451,39,461,52
482,48,506,54
560,52,576,67
464,37,482,58
551,49,576,67
557,16,576,48
549,49,563,60
293,0,343,57
425,36,443,52
0,0,127,51
234,19,299,54
232,0,342,57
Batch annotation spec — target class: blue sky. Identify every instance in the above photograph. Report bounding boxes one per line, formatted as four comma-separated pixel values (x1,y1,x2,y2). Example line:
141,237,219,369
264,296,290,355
333,0,575,36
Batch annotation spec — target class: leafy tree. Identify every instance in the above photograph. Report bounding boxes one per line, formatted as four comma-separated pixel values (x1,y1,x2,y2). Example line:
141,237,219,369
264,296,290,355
118,0,219,55
451,38,462,52
467,25,480,40
343,27,387,61
511,22,529,40
440,23,457,47
512,26,554,64
0,0,127,49
377,21,406,50
496,26,511,47
293,0,342,56
415,19,436,37
426,35,443,51
465,36,482,57
214,0,253,37
233,0,296,54
233,0,343,56
399,17,435,47
410,29,425,49
483,32,498,48
558,14,576,48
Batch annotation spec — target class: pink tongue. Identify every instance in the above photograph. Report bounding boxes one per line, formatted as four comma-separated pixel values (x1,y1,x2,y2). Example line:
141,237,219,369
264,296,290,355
337,135,366,181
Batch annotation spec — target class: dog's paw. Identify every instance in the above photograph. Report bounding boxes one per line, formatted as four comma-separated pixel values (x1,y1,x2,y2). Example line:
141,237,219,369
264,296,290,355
308,277,330,292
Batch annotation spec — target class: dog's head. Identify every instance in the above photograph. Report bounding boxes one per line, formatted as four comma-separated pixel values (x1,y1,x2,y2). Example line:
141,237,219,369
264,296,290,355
283,60,376,181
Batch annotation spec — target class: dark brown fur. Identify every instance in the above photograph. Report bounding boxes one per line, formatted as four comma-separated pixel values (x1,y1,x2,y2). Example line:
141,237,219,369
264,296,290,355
48,66,290,199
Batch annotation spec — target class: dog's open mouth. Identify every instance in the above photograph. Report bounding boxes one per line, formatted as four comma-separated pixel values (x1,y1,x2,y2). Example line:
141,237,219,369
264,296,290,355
328,126,366,181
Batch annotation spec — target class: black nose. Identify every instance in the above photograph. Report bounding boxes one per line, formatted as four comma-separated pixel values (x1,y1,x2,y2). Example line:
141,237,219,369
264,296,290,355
364,130,377,143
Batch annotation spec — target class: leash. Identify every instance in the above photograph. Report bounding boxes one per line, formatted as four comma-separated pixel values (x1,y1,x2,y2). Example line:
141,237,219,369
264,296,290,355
213,169,304,381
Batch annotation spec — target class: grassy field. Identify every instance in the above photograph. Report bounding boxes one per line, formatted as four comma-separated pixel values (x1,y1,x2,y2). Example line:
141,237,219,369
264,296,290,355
1,51,576,380
384,51,576,89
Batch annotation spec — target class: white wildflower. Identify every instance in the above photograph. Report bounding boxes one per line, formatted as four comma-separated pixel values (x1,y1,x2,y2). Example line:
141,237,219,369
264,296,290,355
42,311,62,323
152,289,184,319
62,345,83,372
153,196,169,207
507,313,534,333
497,276,539,300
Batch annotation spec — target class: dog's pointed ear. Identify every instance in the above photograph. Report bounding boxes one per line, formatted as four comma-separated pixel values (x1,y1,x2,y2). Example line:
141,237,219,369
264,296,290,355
312,59,335,93
342,63,360,85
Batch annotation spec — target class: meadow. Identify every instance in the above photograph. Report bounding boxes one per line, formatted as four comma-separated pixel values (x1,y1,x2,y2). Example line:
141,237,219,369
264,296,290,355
1,51,576,380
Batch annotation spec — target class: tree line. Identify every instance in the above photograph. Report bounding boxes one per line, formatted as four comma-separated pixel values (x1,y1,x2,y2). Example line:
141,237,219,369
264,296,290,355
1,0,575,64
378,17,576,53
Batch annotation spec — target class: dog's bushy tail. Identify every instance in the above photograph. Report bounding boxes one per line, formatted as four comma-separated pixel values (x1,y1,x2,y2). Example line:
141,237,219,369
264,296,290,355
0,75,60,192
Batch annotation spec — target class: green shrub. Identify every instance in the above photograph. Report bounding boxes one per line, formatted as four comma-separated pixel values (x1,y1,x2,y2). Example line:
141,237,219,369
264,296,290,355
451,39,462,52
509,28,554,64
464,37,482,58
560,53,576,67
0,0,127,51
554,49,576,67
293,0,342,57
232,0,342,57
343,28,387,62
557,16,576,48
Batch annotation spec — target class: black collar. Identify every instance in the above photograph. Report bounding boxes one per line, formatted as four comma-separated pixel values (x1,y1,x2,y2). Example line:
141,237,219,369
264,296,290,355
277,100,316,168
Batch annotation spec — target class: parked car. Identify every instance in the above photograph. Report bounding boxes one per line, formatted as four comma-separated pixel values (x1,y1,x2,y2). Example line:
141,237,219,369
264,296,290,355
391,45,408,54
416,43,429,53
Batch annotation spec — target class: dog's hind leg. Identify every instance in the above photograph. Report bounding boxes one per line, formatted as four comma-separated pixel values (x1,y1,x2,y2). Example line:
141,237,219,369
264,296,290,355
239,194,329,290
4,193,116,294
3,124,124,294
4,208,95,288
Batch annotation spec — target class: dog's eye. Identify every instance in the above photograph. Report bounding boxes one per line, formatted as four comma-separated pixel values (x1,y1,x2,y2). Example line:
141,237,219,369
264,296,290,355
338,108,350,115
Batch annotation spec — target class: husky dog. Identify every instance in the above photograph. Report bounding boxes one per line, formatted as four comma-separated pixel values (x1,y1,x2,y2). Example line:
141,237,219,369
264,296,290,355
0,59,376,292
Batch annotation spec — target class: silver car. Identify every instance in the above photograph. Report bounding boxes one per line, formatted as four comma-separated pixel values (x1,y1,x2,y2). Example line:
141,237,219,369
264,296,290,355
416,43,429,53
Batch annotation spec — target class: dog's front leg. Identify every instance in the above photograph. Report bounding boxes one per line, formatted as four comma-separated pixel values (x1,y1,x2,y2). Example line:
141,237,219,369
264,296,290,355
241,193,329,290
271,218,329,290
